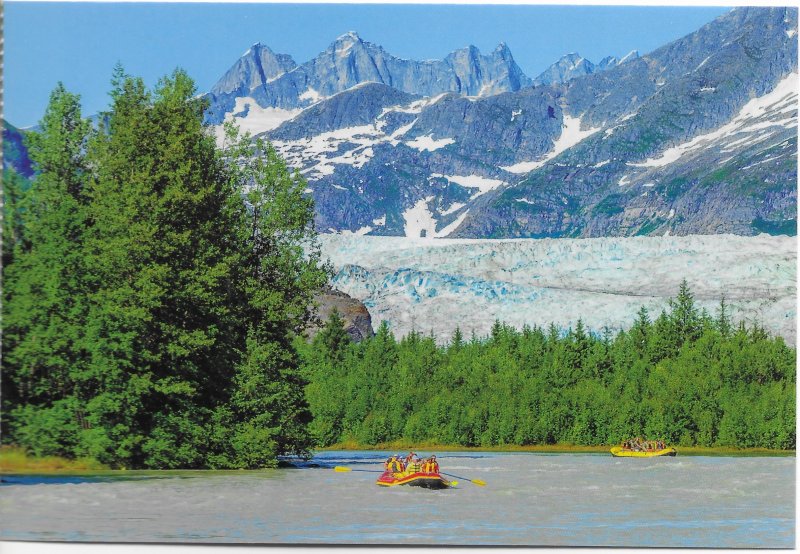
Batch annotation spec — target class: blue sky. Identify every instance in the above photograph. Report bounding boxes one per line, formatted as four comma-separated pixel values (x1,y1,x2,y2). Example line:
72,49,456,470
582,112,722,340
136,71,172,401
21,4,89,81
5,2,729,127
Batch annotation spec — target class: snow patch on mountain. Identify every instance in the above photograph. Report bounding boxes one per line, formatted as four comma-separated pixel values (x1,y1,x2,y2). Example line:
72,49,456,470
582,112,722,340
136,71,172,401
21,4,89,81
218,97,301,143
388,120,416,142
441,202,466,216
501,114,601,174
432,174,506,197
273,124,384,177
299,87,323,103
405,134,455,152
437,210,470,237
402,196,437,238
629,72,798,168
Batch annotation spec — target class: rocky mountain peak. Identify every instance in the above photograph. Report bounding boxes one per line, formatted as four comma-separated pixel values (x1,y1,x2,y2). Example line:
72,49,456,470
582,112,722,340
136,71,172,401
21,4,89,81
336,30,362,42
492,42,515,61
534,52,596,85
211,42,296,96
597,55,620,71
618,49,640,64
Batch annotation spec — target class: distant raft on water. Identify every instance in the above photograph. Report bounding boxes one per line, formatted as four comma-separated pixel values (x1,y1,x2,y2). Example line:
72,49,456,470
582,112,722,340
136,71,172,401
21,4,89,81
611,438,677,457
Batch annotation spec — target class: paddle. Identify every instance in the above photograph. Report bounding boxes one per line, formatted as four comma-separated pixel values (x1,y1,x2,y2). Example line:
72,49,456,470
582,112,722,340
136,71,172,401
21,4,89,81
334,466,382,473
439,471,486,486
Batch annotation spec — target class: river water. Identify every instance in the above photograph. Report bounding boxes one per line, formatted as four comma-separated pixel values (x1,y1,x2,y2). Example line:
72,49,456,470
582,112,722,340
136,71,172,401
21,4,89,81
0,451,794,547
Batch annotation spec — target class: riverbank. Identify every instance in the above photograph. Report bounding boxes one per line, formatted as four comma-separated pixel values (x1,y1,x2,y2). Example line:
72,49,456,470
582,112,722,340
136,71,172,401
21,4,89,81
0,446,108,473
2,442,793,474
319,441,795,457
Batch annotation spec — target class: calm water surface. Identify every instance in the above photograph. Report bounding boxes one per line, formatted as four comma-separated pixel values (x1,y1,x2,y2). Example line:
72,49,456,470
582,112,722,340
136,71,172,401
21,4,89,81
0,451,794,547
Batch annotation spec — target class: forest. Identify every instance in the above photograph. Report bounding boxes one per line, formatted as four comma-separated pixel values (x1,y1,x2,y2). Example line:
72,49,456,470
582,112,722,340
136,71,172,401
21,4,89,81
301,285,796,450
2,68,329,469
2,69,795,471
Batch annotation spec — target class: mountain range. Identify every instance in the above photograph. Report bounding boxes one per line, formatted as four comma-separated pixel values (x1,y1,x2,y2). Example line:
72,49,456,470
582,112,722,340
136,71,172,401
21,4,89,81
199,6,797,239
6,7,798,240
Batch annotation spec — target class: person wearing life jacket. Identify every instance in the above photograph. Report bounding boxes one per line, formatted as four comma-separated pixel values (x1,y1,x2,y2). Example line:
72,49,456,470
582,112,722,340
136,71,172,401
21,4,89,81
391,454,404,473
425,455,439,474
407,456,422,474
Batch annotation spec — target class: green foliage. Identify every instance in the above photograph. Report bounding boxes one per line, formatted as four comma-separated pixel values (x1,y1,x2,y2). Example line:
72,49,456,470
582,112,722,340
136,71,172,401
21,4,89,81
2,69,327,468
300,285,795,450
591,194,625,216
751,217,797,236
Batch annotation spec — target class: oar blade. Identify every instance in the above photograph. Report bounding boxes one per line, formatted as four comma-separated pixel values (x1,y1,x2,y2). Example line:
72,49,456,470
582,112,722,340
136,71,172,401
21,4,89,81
334,466,352,472
471,479,486,486
449,481,458,487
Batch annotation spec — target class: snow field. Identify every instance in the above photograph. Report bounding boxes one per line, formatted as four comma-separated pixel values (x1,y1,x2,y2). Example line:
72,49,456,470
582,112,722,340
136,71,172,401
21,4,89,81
628,72,798,169
501,114,601,174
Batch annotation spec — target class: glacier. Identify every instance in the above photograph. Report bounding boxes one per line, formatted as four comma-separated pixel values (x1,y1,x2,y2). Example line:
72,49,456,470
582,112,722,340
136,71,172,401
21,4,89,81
319,234,796,343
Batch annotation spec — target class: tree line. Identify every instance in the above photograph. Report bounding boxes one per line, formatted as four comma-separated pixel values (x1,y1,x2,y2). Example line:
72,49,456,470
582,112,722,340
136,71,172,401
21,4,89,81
2,68,329,469
300,283,795,450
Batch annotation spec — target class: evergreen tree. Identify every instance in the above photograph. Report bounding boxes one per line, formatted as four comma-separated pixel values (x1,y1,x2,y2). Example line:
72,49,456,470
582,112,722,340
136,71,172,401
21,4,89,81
3,83,91,455
449,326,465,351
2,169,30,267
316,309,350,366
716,295,732,337
221,133,329,464
5,69,328,468
671,279,701,345
299,282,795,451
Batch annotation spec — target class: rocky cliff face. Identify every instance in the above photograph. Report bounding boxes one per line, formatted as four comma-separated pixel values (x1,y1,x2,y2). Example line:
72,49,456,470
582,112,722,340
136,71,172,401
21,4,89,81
457,7,798,238
532,51,637,86
308,286,374,342
204,32,533,127
2,120,34,179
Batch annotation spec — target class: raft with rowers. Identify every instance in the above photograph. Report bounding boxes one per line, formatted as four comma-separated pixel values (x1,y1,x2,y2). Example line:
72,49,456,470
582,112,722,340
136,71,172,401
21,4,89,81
377,451,454,489
610,437,677,457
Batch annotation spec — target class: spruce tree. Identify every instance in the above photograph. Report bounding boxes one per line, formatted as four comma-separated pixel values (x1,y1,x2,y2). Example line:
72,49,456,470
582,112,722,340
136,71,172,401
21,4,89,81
221,135,329,464
1,169,30,267
3,67,328,468
3,84,91,455
716,295,732,337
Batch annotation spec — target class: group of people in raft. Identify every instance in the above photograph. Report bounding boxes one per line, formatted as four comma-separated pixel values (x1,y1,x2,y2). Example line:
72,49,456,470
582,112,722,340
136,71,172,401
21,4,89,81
621,437,667,452
384,451,440,475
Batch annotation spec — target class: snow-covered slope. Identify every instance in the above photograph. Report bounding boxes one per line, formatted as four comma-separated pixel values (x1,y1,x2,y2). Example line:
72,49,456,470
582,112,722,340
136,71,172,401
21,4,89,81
320,234,796,343
194,7,797,239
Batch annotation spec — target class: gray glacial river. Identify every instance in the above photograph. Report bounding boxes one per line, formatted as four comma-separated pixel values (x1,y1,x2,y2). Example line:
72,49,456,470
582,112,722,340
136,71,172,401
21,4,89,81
0,451,794,547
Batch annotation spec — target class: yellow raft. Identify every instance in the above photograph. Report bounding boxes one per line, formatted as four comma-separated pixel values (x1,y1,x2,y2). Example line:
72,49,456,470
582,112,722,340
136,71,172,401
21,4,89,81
375,470,452,489
610,446,677,457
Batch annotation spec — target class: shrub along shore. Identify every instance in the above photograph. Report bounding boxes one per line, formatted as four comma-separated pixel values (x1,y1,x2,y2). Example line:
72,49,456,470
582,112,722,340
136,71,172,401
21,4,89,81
318,441,794,457
1,443,792,474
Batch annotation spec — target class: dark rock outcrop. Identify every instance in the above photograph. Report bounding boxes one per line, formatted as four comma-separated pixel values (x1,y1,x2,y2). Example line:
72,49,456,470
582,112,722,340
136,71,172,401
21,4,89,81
309,286,374,342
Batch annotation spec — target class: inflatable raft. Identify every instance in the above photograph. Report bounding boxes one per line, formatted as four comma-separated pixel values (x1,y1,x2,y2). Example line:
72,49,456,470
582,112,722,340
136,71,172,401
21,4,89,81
610,446,677,457
376,470,453,489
